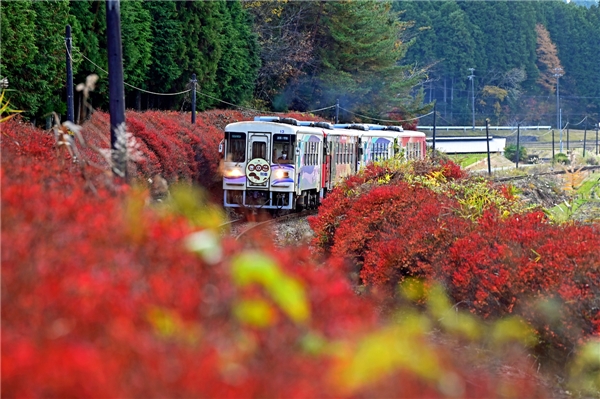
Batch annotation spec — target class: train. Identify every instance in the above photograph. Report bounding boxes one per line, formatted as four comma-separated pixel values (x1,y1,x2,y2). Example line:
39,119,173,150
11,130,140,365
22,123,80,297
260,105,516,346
219,116,427,211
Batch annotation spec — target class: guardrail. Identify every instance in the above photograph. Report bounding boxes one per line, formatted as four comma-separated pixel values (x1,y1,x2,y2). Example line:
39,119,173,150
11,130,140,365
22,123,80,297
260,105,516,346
418,126,551,131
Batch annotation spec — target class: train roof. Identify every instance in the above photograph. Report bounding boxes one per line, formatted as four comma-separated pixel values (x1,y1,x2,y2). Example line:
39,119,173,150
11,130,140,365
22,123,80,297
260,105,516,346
399,130,427,138
225,116,426,138
225,119,326,135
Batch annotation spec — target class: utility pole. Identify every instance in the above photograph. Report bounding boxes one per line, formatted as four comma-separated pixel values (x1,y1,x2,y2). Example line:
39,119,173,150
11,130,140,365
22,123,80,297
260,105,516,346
516,123,520,169
106,0,127,182
560,109,563,152
553,67,563,153
468,68,475,129
191,74,197,124
583,123,588,157
552,129,555,166
596,122,599,156
65,25,74,123
432,102,436,156
485,119,491,176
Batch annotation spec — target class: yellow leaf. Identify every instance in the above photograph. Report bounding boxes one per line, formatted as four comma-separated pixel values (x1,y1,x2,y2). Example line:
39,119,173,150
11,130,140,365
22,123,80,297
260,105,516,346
231,251,310,324
233,299,276,328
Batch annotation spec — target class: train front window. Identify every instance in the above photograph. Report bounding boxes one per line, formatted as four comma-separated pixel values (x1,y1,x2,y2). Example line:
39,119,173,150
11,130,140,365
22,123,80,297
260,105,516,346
273,134,294,163
227,132,246,162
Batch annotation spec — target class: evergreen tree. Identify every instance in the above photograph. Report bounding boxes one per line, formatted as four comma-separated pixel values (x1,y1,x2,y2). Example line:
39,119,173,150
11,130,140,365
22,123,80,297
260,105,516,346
1,0,70,122
175,1,224,111
504,143,527,163
0,0,38,114
303,0,428,121
215,1,260,106
120,0,152,109
394,0,480,125
68,1,108,112
142,0,185,109
433,2,476,79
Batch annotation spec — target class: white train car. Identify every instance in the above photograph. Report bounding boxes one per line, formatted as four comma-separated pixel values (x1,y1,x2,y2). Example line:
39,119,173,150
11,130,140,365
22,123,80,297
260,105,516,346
399,129,427,160
221,117,332,210
220,116,427,211
356,125,427,166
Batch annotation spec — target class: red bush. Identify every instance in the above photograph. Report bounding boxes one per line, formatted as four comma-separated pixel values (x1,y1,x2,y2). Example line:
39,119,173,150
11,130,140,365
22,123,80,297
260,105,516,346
312,154,599,368
330,182,470,291
439,211,600,358
1,118,375,397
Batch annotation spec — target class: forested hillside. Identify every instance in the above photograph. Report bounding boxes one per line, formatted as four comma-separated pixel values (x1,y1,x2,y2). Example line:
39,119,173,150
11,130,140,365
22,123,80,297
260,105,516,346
0,1,260,121
1,0,598,128
394,0,600,127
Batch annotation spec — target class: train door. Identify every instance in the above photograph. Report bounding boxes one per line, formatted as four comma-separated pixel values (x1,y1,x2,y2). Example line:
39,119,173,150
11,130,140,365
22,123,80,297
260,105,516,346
246,132,271,187
249,133,270,161
322,135,330,190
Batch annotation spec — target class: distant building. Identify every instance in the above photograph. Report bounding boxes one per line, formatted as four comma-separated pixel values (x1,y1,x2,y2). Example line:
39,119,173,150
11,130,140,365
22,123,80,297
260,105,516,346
426,136,507,154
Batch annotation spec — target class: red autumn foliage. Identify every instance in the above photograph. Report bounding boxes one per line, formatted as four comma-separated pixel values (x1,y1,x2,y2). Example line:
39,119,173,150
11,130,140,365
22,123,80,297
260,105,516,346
0,117,371,397
331,182,470,291
311,156,600,369
439,210,600,360
1,116,553,397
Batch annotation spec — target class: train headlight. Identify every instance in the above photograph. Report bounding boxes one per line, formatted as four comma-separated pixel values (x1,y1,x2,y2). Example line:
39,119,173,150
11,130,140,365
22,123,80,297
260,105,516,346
224,168,244,178
274,169,289,179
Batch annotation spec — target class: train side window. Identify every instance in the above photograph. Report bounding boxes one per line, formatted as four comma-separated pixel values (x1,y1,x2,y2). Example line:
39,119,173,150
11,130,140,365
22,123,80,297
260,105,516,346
347,143,350,164
344,143,348,164
407,142,420,159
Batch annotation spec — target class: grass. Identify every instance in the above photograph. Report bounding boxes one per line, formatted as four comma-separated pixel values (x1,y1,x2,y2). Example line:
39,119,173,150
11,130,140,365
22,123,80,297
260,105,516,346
547,171,600,222
578,172,600,198
447,153,488,167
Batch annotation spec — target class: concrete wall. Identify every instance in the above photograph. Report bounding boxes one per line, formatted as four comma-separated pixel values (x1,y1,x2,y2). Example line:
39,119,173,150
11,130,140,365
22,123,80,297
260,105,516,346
426,137,507,154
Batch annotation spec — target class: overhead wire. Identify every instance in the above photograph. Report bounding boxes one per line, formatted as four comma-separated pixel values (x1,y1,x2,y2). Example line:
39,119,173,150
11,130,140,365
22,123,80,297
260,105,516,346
68,44,457,123
339,106,434,123
67,44,192,96
568,115,588,126
70,44,326,115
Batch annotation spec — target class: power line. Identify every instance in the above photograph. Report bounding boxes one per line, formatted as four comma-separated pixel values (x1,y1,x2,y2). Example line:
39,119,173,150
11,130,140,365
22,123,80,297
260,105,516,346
67,45,192,96
339,106,434,123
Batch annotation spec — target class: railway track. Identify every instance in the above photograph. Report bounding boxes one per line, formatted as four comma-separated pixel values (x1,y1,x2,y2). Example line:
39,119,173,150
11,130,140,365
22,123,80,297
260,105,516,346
219,210,318,242
492,165,600,182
